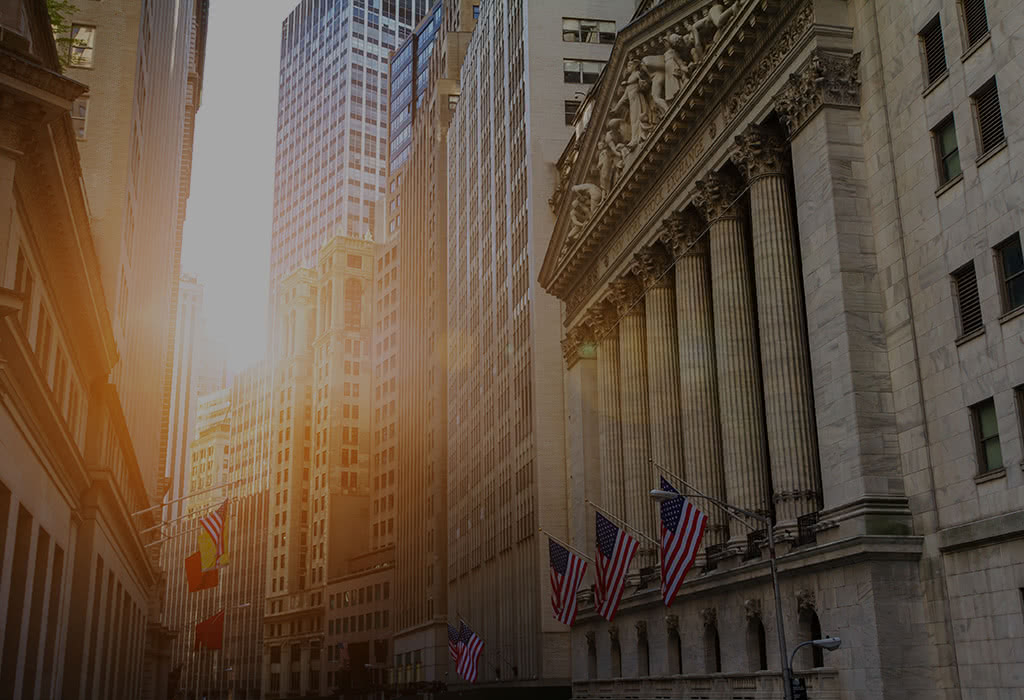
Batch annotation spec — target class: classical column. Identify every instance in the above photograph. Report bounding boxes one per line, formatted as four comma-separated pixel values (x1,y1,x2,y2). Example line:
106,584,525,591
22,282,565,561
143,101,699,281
661,210,728,546
633,245,686,498
561,323,601,555
732,123,821,526
774,51,909,534
693,171,770,544
607,276,657,557
586,303,626,521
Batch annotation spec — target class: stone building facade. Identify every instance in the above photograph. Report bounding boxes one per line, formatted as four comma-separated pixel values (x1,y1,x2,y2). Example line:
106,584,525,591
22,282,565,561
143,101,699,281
539,0,1024,698
0,2,162,698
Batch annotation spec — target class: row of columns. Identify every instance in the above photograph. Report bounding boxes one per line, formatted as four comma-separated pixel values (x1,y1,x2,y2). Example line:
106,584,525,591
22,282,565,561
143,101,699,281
569,122,821,551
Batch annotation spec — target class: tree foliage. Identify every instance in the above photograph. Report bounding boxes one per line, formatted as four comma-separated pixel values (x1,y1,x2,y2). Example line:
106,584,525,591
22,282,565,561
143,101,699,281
47,0,80,71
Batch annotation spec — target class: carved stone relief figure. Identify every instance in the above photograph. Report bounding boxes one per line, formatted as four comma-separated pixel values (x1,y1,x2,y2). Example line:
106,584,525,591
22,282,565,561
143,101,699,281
598,119,629,193
698,1,737,43
612,57,660,148
643,33,692,112
566,182,604,244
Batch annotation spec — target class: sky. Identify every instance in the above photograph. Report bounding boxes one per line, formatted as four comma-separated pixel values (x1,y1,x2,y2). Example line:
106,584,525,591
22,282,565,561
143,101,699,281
180,0,298,373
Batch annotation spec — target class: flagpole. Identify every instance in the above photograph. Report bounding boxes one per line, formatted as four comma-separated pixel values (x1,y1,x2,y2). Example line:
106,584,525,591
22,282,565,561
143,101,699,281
584,499,658,546
538,527,595,564
649,460,761,532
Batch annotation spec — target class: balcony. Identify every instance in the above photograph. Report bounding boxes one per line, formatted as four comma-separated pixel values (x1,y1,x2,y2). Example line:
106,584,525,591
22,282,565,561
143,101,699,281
573,669,839,699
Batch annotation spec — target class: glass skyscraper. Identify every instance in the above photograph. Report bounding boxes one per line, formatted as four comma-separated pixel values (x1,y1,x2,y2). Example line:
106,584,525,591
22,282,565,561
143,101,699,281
271,0,428,292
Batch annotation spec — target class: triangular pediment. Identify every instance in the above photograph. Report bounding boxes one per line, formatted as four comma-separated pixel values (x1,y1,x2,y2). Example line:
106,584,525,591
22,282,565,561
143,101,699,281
540,0,753,290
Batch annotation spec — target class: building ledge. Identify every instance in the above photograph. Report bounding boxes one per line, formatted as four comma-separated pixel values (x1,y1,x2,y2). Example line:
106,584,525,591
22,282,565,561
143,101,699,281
937,509,1024,552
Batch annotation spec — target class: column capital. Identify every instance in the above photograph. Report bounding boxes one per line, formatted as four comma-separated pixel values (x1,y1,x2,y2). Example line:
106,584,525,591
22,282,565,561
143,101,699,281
660,209,707,258
692,170,743,223
608,275,645,317
585,302,618,340
732,123,790,181
774,50,861,137
561,323,596,368
632,246,673,289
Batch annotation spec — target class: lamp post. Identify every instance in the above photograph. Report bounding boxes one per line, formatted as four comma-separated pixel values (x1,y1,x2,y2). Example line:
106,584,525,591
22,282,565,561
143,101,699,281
648,484,793,700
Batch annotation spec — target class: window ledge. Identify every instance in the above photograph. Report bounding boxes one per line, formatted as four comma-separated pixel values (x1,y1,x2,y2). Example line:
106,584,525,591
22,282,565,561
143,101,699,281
961,33,991,62
998,304,1024,324
976,140,1007,167
974,467,1005,485
935,173,964,197
955,327,985,346
922,71,949,97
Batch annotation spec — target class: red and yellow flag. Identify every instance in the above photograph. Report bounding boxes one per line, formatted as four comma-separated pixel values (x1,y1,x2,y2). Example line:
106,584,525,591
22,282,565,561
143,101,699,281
184,551,219,592
195,610,225,650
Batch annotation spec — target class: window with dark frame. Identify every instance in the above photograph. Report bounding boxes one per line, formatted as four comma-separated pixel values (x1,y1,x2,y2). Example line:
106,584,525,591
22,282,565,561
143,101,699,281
933,116,961,184
1014,386,1024,445
564,99,581,125
952,261,983,337
563,59,604,84
996,234,1024,314
960,0,989,48
562,17,616,44
919,16,947,86
972,78,1005,156
971,398,1002,473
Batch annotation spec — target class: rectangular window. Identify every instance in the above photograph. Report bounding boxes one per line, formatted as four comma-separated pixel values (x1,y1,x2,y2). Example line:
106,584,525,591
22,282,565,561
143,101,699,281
933,116,961,184
562,17,616,43
564,99,581,126
960,0,989,48
69,24,95,67
972,78,1004,156
919,16,947,86
348,254,362,269
1014,386,1024,444
563,59,604,85
970,398,1002,472
71,95,89,139
952,261,983,337
995,234,1024,313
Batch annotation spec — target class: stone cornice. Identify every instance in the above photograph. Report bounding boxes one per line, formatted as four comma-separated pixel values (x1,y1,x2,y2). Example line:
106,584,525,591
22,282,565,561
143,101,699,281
774,49,861,137
543,0,822,321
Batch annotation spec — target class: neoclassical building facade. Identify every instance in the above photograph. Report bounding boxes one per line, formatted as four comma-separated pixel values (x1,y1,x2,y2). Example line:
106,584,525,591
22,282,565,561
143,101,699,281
540,0,1024,698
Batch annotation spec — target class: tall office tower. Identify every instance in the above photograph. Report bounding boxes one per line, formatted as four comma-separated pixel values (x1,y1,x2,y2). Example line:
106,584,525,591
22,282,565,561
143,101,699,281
269,0,430,304
389,1,472,687
445,0,631,689
66,0,209,499
263,235,375,697
163,274,228,523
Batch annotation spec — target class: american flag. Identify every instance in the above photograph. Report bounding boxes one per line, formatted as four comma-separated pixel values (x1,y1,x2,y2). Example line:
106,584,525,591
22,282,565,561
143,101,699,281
456,621,484,683
200,500,228,559
594,512,639,621
447,623,460,662
548,538,587,626
659,477,707,606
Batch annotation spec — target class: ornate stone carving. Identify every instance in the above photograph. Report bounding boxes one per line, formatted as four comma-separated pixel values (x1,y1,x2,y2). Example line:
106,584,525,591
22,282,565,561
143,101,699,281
585,302,618,340
692,170,743,222
566,182,604,245
561,323,596,368
701,607,718,628
661,209,707,258
796,588,816,615
643,33,694,112
612,57,661,148
608,276,645,317
633,245,674,288
744,598,762,621
608,625,620,644
665,614,680,634
774,50,861,137
597,120,630,193
732,122,790,181
635,619,648,642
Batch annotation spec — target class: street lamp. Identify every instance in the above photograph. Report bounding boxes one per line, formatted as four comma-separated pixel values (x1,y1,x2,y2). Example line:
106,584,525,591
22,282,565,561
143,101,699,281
788,637,841,698
649,483,794,700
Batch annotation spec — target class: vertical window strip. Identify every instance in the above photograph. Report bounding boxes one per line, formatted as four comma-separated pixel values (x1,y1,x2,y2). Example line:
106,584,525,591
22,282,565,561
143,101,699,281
962,0,989,47
921,17,947,85
952,262,983,336
974,79,1004,155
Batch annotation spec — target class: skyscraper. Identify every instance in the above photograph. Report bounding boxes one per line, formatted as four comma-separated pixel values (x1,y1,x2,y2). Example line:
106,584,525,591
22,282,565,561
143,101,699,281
389,0,473,688
270,0,429,300
445,0,632,690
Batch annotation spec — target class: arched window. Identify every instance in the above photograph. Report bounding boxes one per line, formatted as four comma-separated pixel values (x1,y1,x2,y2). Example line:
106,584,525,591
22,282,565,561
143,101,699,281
635,621,649,677
797,607,824,669
609,627,622,678
344,278,362,329
704,621,721,673
746,616,768,671
667,617,682,674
